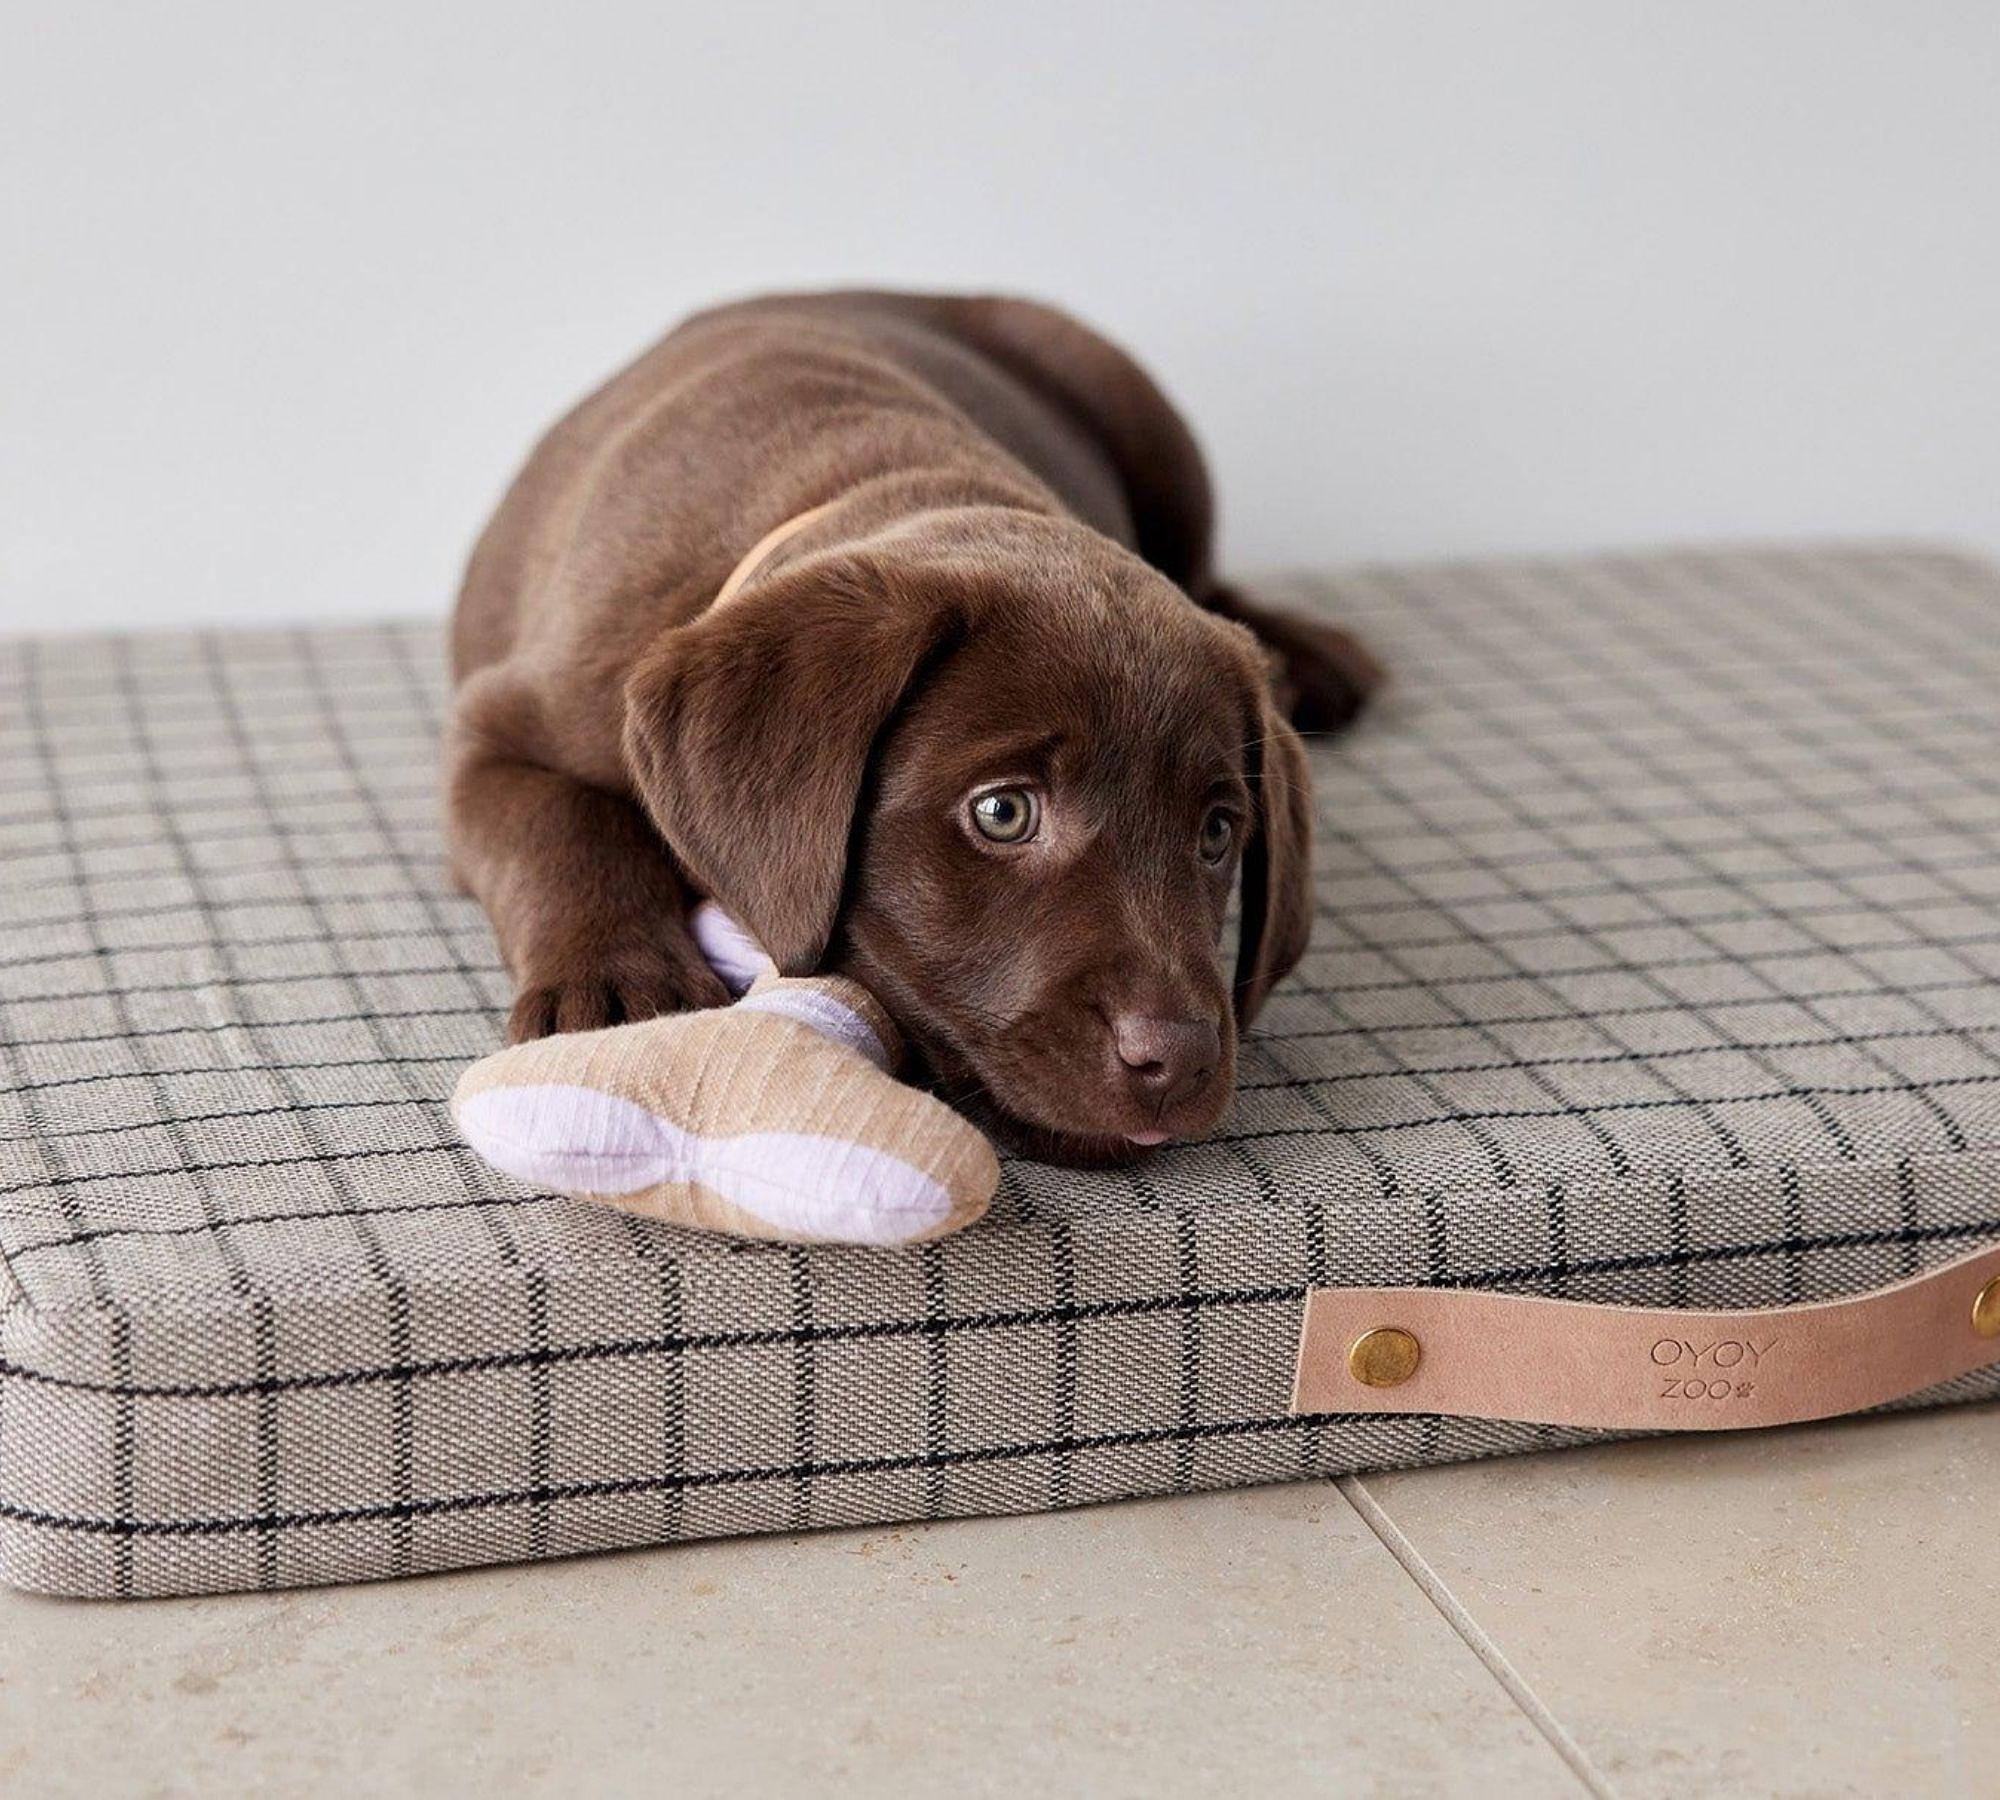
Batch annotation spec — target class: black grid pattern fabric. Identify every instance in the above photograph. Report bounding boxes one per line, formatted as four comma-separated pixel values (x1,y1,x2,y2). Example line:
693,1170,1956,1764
4,545,2000,1598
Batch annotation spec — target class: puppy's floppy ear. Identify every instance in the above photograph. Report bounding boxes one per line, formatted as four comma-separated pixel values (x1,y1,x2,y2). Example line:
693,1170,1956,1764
623,566,958,976
1233,693,1315,1025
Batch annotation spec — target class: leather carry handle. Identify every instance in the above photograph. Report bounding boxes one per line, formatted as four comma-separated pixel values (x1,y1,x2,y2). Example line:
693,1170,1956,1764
1292,1240,2000,1430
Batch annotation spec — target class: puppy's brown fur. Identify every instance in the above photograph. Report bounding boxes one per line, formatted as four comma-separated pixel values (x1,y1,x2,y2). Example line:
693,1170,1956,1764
449,291,1378,1165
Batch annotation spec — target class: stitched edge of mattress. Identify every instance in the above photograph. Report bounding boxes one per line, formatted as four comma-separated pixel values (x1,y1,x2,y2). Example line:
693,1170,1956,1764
5,1137,2000,1394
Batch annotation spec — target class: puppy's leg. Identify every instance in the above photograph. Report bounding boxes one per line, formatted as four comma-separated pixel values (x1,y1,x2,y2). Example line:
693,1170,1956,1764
932,299,1385,734
1203,582,1386,735
448,736,729,1043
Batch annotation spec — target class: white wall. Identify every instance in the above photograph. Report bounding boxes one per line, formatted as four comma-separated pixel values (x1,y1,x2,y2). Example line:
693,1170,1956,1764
5,2,1997,633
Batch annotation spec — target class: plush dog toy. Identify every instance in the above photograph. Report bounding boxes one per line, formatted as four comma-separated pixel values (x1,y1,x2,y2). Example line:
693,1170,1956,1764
452,905,998,1245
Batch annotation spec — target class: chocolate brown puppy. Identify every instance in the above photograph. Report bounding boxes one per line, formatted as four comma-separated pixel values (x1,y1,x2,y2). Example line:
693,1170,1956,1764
448,291,1378,1165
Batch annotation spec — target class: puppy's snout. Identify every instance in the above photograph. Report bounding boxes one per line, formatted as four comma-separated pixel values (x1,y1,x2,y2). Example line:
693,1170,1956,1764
1112,1013,1221,1112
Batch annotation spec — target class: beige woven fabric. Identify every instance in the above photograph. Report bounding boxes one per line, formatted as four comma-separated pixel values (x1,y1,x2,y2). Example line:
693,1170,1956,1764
450,974,997,1241
3,546,1999,1597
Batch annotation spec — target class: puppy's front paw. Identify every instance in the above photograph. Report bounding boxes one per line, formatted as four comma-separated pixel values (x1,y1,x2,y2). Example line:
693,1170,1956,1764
507,938,732,1042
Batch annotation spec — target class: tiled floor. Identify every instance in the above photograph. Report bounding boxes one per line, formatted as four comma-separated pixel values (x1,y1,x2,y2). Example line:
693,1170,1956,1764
2,1406,1992,1797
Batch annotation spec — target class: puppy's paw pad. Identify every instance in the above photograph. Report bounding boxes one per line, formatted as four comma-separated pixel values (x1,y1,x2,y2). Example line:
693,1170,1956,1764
507,948,732,1042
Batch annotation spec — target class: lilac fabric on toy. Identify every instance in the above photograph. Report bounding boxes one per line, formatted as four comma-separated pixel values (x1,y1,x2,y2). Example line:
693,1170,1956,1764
692,900,774,995
454,1082,958,1243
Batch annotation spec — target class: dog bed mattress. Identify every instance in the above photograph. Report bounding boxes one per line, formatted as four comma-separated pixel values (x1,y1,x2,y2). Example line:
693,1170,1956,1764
4,544,1999,1597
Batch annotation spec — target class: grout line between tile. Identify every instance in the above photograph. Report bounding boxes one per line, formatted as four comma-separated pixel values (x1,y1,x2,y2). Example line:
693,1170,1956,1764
1336,1475,1618,1800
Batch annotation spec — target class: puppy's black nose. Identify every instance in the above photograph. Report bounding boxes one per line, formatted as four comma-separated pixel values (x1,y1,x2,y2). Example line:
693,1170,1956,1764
1112,1013,1221,1110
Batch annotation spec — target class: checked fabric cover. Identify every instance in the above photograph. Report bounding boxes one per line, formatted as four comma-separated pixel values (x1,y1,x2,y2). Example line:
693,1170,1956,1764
5,545,2000,1598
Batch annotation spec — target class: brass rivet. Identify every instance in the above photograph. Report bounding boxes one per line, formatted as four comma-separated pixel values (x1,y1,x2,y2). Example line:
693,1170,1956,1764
1349,1326,1422,1388
1974,1276,2000,1340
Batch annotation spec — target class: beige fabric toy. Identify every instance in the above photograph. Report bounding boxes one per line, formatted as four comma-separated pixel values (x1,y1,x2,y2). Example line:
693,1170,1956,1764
452,907,997,1245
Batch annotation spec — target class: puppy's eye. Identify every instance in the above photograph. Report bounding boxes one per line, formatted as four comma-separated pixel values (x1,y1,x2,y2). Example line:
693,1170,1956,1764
970,787,1041,844
1198,807,1235,863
